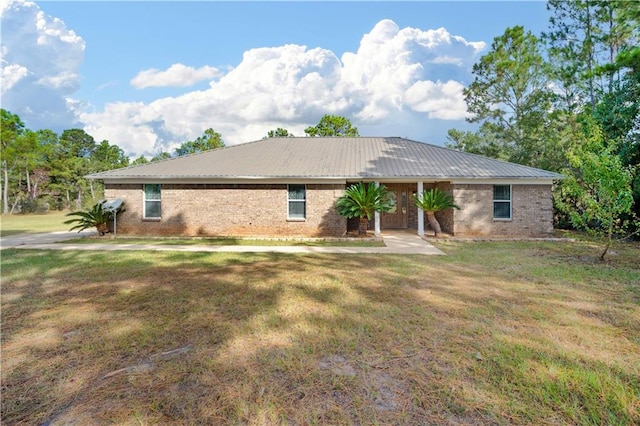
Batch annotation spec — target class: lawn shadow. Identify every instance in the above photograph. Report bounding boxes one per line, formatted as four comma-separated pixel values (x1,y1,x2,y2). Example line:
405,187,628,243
1,246,638,424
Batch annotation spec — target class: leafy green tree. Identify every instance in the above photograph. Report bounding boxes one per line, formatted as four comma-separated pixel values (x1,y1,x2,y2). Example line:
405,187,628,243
304,115,359,137
91,140,129,170
555,119,636,260
175,128,225,156
48,129,97,209
445,128,509,161
150,152,172,162
335,182,394,236
462,26,553,167
0,109,25,213
544,0,639,111
412,189,460,237
544,0,600,110
265,128,294,138
131,155,150,166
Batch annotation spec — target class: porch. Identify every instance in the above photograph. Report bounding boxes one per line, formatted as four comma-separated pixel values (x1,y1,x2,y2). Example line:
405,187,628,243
346,182,454,237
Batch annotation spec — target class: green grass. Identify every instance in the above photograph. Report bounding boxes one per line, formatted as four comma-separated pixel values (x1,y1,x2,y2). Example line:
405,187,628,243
1,239,639,424
62,236,385,247
0,211,71,237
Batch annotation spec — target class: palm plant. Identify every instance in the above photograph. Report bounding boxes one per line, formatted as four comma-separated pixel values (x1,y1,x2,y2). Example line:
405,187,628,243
336,182,395,236
412,188,460,237
64,201,121,235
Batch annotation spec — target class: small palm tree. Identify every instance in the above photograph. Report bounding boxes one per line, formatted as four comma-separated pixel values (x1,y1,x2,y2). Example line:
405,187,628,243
336,182,395,236
412,188,459,237
64,201,121,235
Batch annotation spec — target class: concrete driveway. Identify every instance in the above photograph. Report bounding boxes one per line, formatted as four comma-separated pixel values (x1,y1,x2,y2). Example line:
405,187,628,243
0,230,96,250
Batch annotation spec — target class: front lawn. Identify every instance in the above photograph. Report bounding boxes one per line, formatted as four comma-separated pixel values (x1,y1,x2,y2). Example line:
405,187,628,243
0,211,70,237
1,240,638,424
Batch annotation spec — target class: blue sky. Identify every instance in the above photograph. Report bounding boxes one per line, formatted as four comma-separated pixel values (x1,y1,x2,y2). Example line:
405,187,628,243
2,1,551,158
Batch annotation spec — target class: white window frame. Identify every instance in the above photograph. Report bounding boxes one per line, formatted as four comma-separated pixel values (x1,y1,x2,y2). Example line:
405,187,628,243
287,184,306,221
143,184,162,219
493,184,512,220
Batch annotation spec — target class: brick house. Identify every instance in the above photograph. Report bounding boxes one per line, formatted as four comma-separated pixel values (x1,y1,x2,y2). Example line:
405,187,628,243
87,137,562,238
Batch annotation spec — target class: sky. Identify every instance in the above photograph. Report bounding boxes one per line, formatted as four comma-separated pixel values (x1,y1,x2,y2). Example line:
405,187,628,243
1,0,552,159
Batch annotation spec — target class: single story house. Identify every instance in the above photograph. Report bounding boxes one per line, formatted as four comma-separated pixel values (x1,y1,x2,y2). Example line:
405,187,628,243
87,137,562,238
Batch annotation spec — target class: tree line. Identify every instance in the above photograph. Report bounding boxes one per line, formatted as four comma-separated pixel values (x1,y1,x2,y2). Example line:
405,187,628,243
446,0,639,244
0,112,357,214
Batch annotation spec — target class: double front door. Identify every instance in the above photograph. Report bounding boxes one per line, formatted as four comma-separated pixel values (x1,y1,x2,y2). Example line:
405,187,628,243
382,186,410,229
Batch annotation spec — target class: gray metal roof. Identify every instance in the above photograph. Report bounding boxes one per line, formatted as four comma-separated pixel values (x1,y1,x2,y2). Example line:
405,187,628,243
88,137,562,181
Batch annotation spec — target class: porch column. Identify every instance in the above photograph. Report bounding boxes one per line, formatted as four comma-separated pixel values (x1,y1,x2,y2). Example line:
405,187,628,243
374,181,381,237
417,181,424,236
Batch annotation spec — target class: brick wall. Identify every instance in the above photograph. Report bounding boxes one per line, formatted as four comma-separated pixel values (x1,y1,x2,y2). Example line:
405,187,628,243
105,183,347,237
104,182,553,238
452,184,553,237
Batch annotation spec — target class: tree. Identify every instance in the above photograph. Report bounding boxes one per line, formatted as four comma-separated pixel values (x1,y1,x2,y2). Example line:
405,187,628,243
445,128,509,161
49,129,97,209
304,115,359,137
0,109,25,213
335,182,394,236
264,128,294,138
544,0,640,111
91,140,129,171
131,155,150,166
175,128,225,156
412,189,460,237
555,119,635,260
544,0,600,111
462,26,553,167
150,152,172,162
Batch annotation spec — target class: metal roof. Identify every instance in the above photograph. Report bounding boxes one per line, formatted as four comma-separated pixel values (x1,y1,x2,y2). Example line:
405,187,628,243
88,137,562,181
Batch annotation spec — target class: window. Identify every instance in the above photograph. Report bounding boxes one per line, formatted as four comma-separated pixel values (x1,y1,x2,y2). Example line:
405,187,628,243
387,191,398,214
493,185,511,219
144,184,161,219
288,184,306,220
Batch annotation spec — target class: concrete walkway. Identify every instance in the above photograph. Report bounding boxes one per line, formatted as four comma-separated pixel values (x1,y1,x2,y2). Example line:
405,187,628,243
2,230,445,255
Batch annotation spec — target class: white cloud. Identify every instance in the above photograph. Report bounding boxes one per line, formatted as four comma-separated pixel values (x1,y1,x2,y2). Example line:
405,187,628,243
403,80,469,120
80,20,484,157
0,0,84,129
7,3,485,158
131,63,221,89
1,63,28,93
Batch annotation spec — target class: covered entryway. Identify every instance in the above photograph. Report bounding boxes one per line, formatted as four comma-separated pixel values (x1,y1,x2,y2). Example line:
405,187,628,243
381,185,411,229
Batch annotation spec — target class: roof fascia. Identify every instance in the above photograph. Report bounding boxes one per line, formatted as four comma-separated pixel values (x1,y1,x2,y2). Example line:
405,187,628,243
346,177,560,185
99,177,347,185
449,178,559,185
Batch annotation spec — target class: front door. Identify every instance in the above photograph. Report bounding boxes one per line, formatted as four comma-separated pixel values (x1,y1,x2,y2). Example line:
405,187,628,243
382,186,409,229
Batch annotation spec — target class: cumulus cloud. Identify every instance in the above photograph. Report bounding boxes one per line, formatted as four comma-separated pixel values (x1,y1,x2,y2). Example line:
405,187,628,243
80,19,484,157
0,0,84,129
1,63,28,93
341,19,483,123
403,80,468,120
7,2,485,158
131,63,221,89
